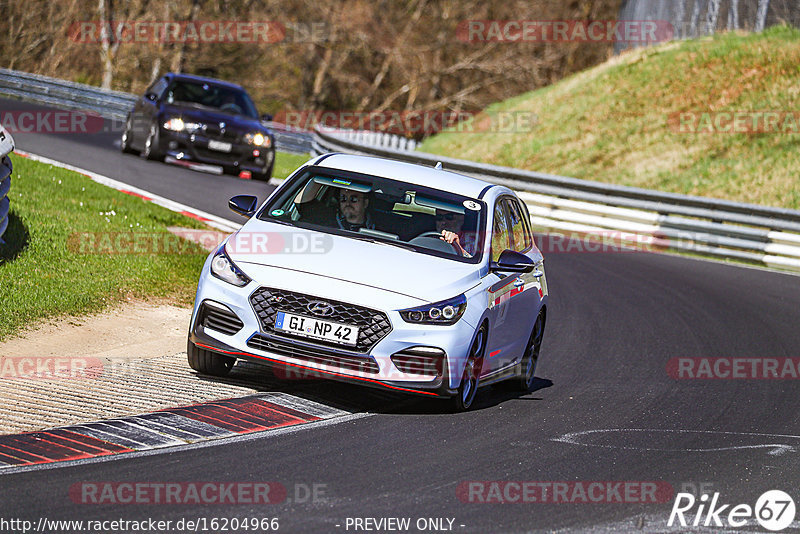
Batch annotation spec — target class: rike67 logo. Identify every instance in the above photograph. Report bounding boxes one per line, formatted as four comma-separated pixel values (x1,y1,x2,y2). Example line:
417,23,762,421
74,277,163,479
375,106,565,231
668,490,796,531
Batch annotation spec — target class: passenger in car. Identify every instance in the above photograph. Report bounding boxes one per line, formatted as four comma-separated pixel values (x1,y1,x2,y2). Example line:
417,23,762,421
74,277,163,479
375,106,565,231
436,209,474,257
336,190,375,232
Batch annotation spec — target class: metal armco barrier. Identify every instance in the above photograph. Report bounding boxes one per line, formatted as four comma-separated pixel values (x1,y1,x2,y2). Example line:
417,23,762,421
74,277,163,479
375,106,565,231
0,125,15,242
0,68,313,155
313,127,800,272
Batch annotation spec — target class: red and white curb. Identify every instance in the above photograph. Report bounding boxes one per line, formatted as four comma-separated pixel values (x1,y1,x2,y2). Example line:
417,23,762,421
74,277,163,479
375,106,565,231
13,149,242,233
0,392,348,468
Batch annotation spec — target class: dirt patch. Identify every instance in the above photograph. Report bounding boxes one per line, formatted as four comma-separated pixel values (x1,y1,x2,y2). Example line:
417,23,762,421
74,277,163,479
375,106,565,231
0,300,191,361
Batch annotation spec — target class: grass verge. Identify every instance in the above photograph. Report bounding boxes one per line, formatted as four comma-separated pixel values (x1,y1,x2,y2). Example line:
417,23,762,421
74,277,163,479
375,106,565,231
420,26,800,210
273,151,310,180
0,156,211,341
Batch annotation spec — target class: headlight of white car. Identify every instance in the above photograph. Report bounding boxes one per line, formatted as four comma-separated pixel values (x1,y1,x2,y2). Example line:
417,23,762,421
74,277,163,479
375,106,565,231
210,245,251,287
399,294,467,325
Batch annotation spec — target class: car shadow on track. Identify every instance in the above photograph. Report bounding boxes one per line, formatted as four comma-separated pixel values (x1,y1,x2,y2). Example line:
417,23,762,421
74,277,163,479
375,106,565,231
379,377,554,415
192,360,553,416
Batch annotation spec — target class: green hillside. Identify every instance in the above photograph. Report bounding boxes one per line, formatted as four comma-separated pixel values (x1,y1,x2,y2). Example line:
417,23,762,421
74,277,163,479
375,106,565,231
420,26,800,210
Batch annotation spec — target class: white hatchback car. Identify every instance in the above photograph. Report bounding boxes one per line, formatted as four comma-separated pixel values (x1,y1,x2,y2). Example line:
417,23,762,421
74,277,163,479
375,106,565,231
188,153,547,410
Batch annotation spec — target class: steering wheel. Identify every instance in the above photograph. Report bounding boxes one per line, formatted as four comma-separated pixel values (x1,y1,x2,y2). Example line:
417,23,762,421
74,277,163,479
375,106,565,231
413,231,460,253
417,231,445,239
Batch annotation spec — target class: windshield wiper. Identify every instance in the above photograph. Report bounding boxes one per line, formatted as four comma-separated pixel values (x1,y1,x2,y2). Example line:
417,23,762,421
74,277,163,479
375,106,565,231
349,235,418,252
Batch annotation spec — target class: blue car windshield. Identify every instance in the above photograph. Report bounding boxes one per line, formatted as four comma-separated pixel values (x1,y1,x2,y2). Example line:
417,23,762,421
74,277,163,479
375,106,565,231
259,168,486,263
165,81,259,119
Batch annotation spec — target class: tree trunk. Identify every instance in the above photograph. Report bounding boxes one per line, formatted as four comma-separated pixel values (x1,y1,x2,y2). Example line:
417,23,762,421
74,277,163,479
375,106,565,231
755,0,770,32
674,0,687,39
357,0,426,111
170,0,201,74
98,0,115,90
689,0,705,38
706,0,720,34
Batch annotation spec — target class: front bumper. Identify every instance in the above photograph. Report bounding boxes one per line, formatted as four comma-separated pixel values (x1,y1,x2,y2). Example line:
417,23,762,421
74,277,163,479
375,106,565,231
160,129,274,174
189,256,475,397
189,327,456,398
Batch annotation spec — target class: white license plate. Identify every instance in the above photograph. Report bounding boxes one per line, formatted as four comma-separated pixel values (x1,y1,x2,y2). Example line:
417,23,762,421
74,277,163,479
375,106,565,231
275,312,359,346
207,139,232,152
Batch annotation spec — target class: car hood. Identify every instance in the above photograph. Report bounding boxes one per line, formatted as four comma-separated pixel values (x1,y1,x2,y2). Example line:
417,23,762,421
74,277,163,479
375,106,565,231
161,104,268,133
227,219,481,304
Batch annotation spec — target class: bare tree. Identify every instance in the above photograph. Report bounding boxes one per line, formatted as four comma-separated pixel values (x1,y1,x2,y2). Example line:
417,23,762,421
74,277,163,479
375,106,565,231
0,0,624,133
755,0,770,31
675,0,687,38
728,0,740,29
706,0,721,33
98,0,120,89
689,0,706,37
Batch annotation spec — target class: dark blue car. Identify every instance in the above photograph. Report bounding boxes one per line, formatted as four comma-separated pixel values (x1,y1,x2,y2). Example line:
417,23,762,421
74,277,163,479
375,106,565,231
121,73,276,181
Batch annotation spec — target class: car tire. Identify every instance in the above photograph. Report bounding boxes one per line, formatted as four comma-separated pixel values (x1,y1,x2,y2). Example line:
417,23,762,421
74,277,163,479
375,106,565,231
449,325,486,412
142,123,163,161
187,339,235,377
510,311,545,392
120,117,138,154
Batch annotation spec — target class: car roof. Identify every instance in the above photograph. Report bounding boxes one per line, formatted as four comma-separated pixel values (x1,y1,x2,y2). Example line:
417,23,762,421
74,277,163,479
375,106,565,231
166,72,245,92
310,153,498,199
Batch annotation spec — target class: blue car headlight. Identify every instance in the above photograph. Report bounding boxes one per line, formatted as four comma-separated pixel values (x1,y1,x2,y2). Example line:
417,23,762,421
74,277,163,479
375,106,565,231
244,132,271,147
210,245,251,287
399,294,467,325
163,117,201,133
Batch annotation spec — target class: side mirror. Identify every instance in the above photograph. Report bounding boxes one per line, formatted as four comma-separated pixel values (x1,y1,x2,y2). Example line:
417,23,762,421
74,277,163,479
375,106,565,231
261,113,273,122
229,195,258,218
489,249,535,273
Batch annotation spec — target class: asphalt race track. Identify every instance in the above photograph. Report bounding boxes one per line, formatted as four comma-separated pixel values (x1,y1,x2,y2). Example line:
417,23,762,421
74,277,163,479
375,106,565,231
2,97,800,533
0,97,278,220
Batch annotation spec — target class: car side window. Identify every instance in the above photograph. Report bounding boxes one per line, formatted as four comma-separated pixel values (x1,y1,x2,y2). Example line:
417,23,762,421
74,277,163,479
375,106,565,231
146,77,168,100
518,200,534,251
503,198,531,252
491,202,511,263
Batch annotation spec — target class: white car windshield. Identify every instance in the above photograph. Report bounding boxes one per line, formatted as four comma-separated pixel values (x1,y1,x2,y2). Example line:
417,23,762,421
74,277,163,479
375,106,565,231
259,167,486,262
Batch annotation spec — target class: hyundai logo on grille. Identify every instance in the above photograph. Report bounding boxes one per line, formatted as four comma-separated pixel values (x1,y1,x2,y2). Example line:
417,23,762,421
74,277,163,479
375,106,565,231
307,301,335,317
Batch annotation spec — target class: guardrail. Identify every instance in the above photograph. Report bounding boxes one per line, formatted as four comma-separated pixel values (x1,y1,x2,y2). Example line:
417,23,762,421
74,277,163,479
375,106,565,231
323,129,417,151
313,127,800,272
0,125,16,242
0,68,313,154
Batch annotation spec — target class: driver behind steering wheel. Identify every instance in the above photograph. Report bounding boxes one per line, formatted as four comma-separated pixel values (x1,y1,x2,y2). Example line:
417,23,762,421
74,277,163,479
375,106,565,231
435,209,474,257
336,189,375,232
